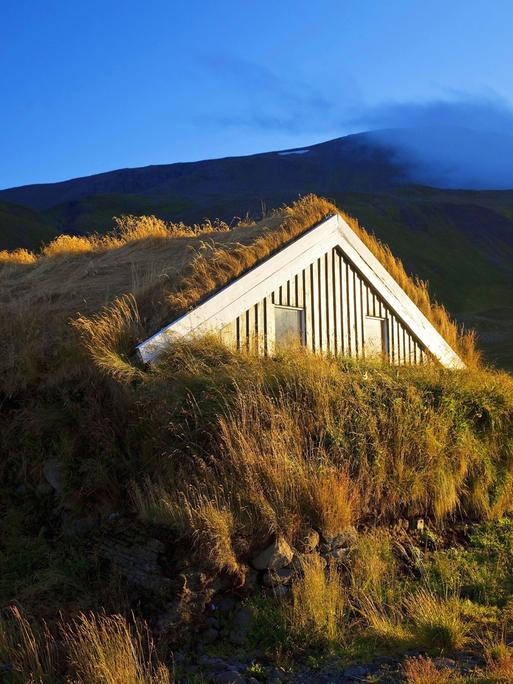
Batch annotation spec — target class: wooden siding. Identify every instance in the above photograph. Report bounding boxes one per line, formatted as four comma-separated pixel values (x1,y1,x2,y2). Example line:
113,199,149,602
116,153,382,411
222,245,427,364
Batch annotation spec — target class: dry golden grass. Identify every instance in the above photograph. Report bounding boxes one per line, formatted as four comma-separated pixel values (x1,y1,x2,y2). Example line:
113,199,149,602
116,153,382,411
128,340,513,564
403,656,459,683
359,596,412,648
350,529,397,599
0,605,55,683
480,636,513,682
405,589,469,651
63,612,170,684
288,555,346,645
73,293,143,382
0,194,478,395
0,607,170,683
133,480,240,577
0,247,37,264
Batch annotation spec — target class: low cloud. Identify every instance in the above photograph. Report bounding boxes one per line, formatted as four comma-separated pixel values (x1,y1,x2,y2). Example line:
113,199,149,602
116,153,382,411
355,95,513,189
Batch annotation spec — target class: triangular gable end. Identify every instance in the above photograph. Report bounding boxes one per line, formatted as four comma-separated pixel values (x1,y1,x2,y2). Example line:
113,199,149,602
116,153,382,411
136,215,465,369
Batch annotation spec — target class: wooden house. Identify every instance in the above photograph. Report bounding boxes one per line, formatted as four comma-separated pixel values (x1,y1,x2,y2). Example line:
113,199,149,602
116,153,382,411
136,211,464,369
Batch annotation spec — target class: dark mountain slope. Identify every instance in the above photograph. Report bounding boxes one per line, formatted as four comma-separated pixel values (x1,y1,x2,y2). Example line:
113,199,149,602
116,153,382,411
1,130,512,368
0,133,407,211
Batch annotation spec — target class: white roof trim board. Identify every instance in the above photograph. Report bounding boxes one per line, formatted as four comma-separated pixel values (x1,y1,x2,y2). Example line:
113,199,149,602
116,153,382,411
136,214,465,369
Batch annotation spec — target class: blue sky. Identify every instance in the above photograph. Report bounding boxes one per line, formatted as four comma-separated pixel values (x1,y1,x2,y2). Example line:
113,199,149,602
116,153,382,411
2,0,513,188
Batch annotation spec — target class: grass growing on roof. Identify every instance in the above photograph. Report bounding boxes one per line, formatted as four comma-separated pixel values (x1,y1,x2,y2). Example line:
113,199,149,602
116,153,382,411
0,194,479,395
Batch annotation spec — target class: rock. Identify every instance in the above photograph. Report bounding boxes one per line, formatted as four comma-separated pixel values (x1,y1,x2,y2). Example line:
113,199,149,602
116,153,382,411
211,595,237,612
324,526,358,550
98,537,170,592
409,517,425,531
252,538,294,571
43,459,64,493
343,664,370,679
242,568,260,591
198,655,227,670
291,552,326,573
326,546,351,562
213,672,245,684
229,606,253,645
202,627,219,643
262,567,294,587
272,585,289,598
432,657,458,670
36,482,53,496
296,528,320,553
62,512,98,537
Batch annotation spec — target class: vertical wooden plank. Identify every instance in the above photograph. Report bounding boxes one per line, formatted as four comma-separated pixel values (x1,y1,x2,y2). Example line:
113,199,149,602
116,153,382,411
311,259,319,353
333,250,342,355
304,265,313,351
352,269,360,357
339,254,347,355
257,299,265,355
318,255,326,353
358,275,365,358
246,307,254,352
345,259,353,356
326,251,335,354
296,272,303,308
389,313,395,363
265,295,274,355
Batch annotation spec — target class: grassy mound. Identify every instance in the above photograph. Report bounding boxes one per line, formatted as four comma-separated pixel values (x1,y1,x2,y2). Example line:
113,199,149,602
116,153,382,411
0,195,478,397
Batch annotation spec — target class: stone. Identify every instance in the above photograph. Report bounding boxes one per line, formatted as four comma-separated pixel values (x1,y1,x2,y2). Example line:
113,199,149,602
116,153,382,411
343,664,370,679
252,538,294,571
291,552,326,573
198,655,227,670
326,546,350,562
229,606,253,645
61,512,98,537
432,657,458,670
242,568,260,591
271,585,289,598
296,528,320,553
98,537,170,592
213,671,245,684
409,517,425,531
43,459,64,493
325,526,358,550
211,595,237,613
262,567,294,587
202,627,219,643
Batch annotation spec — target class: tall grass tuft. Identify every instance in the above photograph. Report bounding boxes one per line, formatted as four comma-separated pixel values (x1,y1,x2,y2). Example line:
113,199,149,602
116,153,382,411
288,555,346,647
405,590,469,651
0,606,55,683
62,612,170,684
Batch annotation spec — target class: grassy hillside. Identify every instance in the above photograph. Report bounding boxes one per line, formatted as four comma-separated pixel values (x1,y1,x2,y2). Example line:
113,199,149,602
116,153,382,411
1,185,512,369
1,197,513,681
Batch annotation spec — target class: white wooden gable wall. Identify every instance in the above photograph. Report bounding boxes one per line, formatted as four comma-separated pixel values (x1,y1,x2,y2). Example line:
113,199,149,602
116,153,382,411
136,215,465,369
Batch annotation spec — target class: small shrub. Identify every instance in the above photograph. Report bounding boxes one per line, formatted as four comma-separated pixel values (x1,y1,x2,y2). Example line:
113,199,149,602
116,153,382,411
482,636,513,682
42,234,97,257
405,590,469,651
0,248,36,264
